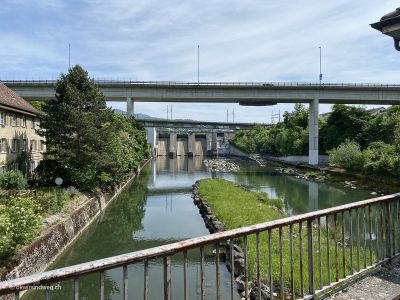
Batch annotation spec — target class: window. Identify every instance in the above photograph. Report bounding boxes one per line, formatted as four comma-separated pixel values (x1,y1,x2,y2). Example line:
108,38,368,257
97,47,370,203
22,139,27,152
0,139,7,153
0,111,4,126
0,165,5,174
12,139,19,152
40,140,45,152
11,114,17,126
30,140,37,152
31,118,35,129
22,116,26,127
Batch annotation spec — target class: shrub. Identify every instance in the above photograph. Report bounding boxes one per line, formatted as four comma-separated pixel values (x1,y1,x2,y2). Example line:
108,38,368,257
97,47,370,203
362,142,400,177
0,206,13,259
328,140,364,171
34,159,70,186
0,171,26,190
34,188,71,214
0,197,41,260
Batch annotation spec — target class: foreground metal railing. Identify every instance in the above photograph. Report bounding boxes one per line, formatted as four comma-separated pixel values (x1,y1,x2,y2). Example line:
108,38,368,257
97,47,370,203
1,193,400,299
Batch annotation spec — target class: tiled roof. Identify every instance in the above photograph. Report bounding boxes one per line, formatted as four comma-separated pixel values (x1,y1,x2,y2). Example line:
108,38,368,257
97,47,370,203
0,83,40,115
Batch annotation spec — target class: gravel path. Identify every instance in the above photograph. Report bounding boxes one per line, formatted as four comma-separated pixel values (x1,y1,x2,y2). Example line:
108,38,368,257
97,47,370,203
328,262,400,300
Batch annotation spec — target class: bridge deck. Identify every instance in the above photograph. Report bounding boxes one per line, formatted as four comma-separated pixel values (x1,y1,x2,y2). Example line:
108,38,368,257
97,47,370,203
4,80,400,104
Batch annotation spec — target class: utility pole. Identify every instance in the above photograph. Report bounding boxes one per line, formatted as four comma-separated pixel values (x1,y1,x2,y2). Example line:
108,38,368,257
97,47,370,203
167,105,169,120
197,45,200,83
319,46,322,84
271,109,281,124
226,109,228,122
170,105,173,120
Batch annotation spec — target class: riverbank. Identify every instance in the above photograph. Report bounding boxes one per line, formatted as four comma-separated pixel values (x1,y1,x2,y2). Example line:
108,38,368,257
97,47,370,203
193,178,372,299
0,158,151,290
246,154,399,195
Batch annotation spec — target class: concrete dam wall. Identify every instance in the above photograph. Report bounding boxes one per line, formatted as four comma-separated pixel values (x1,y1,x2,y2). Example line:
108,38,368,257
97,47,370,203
155,133,218,157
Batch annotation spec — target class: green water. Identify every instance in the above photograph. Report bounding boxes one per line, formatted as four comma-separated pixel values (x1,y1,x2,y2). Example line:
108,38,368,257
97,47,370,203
24,157,372,300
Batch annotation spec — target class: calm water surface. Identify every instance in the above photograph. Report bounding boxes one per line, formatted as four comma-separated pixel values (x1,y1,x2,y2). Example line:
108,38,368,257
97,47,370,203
25,157,372,300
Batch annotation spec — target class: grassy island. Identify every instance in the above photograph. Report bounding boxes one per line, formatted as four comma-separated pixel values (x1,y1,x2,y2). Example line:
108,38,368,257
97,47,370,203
197,178,372,296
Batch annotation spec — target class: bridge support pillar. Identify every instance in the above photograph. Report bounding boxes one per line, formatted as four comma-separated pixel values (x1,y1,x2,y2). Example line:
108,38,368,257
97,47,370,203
146,127,157,157
188,133,195,157
308,98,319,165
127,97,134,117
206,133,213,156
169,133,176,158
212,132,218,155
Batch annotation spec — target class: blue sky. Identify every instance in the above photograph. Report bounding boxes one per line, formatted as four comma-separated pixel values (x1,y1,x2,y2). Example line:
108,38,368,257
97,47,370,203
1,0,400,122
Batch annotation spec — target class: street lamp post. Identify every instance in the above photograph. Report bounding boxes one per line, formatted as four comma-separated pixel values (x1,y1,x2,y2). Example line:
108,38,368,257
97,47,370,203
319,46,322,84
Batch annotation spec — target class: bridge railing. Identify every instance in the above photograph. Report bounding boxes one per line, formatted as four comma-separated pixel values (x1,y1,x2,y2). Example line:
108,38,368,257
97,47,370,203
1,193,400,300
3,79,400,88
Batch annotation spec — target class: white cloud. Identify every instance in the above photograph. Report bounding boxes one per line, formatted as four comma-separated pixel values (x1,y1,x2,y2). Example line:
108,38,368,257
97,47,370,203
1,0,400,121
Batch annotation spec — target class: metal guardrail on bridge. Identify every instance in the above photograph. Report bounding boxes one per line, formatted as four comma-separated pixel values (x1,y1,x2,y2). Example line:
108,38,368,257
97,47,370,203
3,79,400,88
1,193,400,300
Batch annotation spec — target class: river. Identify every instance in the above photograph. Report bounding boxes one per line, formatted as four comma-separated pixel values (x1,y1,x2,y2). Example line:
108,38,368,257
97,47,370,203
25,157,372,300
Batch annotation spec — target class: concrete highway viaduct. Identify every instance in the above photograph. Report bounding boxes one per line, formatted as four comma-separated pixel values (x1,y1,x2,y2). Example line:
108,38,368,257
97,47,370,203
5,80,400,165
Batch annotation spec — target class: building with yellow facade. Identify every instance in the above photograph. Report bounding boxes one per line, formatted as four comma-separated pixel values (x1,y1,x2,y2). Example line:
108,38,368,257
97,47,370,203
0,83,45,175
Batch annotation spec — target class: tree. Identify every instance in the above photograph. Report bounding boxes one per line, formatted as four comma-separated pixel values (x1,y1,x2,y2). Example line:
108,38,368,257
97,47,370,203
320,104,369,152
38,65,115,191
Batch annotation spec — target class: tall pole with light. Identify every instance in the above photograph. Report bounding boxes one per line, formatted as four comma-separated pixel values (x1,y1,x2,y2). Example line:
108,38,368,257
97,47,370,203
197,45,200,83
319,46,322,84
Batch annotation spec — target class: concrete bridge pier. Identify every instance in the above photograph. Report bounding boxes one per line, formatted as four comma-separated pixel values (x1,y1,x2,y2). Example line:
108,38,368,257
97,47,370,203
146,127,157,157
308,98,319,165
127,97,134,116
212,132,218,154
188,133,195,157
169,133,177,158
206,133,212,156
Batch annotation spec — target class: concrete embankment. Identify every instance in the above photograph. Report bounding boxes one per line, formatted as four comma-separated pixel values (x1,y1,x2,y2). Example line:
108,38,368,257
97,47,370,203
0,158,151,295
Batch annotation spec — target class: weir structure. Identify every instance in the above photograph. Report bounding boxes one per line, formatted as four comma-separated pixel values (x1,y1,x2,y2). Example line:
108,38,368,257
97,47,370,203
137,120,250,157
5,80,400,165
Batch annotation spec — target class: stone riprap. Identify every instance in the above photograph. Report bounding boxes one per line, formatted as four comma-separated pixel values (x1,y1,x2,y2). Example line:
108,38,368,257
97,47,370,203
203,159,240,173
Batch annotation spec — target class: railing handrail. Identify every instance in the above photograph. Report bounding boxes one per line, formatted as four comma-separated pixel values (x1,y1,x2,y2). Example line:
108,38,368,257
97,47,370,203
3,79,400,88
1,192,399,295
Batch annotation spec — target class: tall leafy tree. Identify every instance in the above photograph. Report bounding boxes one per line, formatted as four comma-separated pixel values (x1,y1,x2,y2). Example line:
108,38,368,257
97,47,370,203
319,104,369,152
38,65,114,191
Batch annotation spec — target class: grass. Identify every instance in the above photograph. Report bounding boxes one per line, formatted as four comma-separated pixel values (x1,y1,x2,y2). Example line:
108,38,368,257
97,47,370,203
198,179,374,297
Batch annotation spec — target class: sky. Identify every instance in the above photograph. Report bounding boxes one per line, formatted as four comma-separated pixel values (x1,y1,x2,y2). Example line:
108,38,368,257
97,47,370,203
1,0,400,122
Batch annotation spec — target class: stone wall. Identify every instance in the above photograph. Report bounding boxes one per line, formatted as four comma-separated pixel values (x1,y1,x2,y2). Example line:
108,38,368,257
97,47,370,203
0,158,151,298
192,181,271,300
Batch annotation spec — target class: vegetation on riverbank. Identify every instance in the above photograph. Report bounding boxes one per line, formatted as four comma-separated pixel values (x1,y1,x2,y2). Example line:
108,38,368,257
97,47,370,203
197,178,372,296
0,65,151,264
0,182,78,263
230,104,400,180
37,65,150,192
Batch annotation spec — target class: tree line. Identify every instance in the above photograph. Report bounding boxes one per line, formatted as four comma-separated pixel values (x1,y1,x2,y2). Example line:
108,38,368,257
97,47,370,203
230,103,400,177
